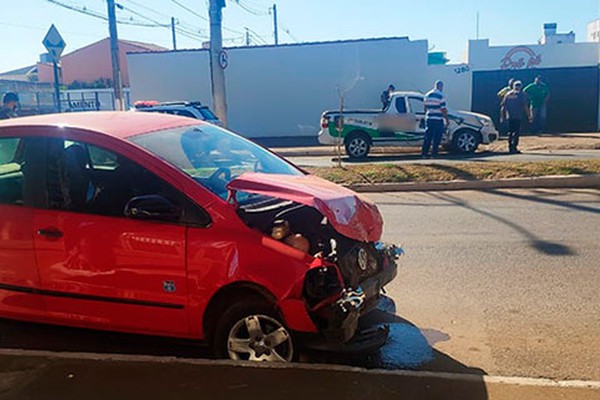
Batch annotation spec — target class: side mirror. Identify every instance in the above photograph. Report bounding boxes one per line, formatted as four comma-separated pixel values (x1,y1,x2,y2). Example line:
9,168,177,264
124,195,182,222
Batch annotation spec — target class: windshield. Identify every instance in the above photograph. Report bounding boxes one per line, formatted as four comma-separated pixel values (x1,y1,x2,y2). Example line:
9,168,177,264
129,124,302,199
196,107,218,120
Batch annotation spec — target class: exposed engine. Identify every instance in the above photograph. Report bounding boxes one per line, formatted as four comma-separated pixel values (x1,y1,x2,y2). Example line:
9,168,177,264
237,195,400,343
237,196,383,286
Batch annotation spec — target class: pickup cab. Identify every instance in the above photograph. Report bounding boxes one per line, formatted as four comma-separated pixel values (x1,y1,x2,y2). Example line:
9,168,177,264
318,91,499,158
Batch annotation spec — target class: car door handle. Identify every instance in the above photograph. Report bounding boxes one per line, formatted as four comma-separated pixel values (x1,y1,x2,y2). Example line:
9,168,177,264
36,228,63,239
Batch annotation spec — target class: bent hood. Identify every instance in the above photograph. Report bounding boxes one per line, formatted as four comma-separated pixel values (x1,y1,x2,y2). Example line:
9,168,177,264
227,173,383,242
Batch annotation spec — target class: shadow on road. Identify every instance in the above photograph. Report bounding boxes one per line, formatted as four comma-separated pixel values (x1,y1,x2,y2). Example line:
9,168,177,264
485,189,600,216
426,191,577,256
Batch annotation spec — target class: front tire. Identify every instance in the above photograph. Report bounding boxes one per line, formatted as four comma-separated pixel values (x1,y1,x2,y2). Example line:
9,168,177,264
345,131,371,159
213,299,295,362
452,129,480,154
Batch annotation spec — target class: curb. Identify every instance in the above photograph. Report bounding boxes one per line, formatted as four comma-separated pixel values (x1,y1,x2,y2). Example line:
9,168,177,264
0,349,598,400
347,174,600,193
274,147,418,157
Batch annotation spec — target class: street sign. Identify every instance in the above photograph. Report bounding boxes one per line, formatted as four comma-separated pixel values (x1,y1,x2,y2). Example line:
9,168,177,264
218,49,229,69
43,24,66,62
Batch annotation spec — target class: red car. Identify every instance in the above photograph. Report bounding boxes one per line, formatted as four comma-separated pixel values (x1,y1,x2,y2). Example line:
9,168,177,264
0,112,399,361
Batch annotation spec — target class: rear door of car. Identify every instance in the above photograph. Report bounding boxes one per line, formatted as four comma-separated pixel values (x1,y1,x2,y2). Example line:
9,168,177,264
32,133,202,337
0,135,46,319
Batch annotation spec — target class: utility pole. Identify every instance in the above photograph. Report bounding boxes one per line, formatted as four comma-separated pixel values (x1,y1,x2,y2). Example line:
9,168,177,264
171,17,177,50
52,60,61,113
272,3,278,45
107,0,124,110
476,12,480,40
209,0,228,126
245,27,250,46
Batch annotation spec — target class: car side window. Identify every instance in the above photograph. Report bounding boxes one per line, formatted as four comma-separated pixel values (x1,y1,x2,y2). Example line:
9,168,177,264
0,138,24,206
395,97,407,114
408,97,425,115
44,138,210,227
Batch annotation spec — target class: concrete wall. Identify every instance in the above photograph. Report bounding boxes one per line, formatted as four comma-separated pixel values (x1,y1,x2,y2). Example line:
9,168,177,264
128,38,471,138
128,50,212,106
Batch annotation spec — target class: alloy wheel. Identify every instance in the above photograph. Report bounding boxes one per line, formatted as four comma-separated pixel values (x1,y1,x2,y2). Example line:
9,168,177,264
456,131,477,153
227,314,293,362
347,137,368,158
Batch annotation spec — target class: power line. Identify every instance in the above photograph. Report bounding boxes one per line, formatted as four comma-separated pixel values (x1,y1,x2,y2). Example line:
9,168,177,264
233,0,269,16
171,0,244,34
0,20,98,37
122,0,170,19
171,0,209,22
245,26,268,45
280,24,300,43
46,0,163,27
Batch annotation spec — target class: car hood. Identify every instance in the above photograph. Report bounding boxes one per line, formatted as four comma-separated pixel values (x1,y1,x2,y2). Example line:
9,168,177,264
450,109,489,122
227,173,383,242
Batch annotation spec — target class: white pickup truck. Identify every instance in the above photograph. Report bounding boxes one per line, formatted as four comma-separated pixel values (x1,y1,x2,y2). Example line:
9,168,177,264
318,91,499,158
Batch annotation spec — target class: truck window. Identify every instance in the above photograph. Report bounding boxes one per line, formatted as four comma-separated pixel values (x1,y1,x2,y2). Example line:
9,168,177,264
408,97,425,115
395,97,407,114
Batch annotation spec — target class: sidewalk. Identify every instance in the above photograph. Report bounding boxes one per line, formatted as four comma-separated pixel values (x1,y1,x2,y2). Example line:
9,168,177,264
1,349,599,400
267,133,600,157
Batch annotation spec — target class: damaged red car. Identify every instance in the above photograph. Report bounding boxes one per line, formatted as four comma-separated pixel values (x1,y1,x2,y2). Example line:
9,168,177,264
0,112,400,361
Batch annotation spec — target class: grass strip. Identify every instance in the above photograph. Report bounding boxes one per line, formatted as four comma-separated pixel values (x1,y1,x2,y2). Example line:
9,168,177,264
307,159,600,185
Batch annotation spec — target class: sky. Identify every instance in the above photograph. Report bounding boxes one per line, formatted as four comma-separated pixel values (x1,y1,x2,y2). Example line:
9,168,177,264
1,0,599,73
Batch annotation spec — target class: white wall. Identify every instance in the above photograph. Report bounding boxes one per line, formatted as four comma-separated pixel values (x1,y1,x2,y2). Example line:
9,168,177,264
128,50,212,105
467,39,599,71
128,38,472,138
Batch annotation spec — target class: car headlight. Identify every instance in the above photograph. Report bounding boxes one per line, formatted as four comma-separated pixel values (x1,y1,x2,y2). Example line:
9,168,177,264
476,117,490,127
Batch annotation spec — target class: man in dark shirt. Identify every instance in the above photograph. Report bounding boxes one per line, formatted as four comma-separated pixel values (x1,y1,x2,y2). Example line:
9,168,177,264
500,81,531,154
380,84,395,110
0,92,19,120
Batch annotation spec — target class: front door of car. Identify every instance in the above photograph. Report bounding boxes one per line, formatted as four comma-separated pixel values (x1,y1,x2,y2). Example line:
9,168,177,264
0,136,46,319
376,97,420,141
32,137,196,337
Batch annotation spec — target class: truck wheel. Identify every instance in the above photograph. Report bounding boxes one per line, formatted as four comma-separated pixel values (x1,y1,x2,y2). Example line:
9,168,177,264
213,299,295,362
345,131,371,159
452,129,480,154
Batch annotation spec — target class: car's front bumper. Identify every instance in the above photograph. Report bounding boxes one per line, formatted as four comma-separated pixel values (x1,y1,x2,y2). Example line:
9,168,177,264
296,320,390,354
481,125,499,144
298,246,399,353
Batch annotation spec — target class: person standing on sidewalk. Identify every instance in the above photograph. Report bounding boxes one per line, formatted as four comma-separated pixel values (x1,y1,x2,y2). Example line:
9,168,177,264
421,80,449,159
497,78,515,137
0,92,19,120
497,78,515,100
500,81,531,154
523,76,550,133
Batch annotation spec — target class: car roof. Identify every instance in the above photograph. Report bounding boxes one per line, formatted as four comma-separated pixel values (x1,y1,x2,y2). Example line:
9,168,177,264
0,111,203,139
391,91,424,97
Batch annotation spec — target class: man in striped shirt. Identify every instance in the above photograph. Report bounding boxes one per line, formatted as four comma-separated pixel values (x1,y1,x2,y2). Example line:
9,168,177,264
421,80,450,158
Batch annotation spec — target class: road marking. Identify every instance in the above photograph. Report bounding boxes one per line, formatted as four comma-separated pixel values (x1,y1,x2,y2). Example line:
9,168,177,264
0,348,599,389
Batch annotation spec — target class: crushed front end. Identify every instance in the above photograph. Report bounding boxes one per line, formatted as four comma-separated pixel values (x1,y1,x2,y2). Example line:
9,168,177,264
229,174,402,353
301,240,401,352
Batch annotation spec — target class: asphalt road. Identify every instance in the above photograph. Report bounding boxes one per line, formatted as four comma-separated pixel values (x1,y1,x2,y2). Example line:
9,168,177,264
287,149,600,167
370,188,600,381
0,189,599,381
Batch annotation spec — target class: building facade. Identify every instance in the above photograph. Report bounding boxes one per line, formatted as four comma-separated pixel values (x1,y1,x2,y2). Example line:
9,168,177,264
128,29,600,138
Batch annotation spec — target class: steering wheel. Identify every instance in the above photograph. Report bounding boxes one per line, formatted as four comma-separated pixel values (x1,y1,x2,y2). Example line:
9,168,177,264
207,167,232,195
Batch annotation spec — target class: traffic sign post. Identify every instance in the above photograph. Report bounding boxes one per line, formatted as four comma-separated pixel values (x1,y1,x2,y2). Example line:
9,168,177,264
43,25,66,113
